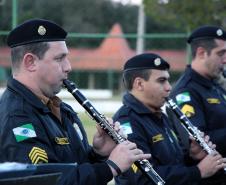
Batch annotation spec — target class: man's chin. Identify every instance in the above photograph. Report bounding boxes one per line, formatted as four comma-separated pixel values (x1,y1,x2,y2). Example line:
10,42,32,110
53,85,62,95
54,88,61,95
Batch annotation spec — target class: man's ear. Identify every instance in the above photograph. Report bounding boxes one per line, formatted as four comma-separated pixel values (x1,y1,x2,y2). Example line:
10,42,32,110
22,53,37,72
196,47,207,59
133,77,144,91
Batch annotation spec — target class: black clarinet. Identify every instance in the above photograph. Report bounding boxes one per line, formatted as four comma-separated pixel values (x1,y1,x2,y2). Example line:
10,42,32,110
166,97,216,155
63,79,165,185
166,98,226,171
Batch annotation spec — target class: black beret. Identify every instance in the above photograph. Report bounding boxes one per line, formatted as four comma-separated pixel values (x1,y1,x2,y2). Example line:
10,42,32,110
7,19,67,48
123,53,170,72
187,25,226,43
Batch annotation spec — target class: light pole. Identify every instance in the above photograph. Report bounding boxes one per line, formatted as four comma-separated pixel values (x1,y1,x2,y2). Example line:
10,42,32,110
12,0,17,28
136,0,145,54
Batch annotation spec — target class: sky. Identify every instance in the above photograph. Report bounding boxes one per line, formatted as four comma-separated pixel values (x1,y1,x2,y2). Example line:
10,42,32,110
111,0,142,5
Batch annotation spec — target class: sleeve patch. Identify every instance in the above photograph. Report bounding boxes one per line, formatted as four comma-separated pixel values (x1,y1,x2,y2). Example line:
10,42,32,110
181,104,195,117
176,92,191,105
29,146,48,164
120,122,133,135
13,123,36,142
131,163,138,173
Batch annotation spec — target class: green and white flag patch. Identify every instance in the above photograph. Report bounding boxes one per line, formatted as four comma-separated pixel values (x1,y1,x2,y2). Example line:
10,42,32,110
120,122,133,135
176,92,191,105
13,123,36,142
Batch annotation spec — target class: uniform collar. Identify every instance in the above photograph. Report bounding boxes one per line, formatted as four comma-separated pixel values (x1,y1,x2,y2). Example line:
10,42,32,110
186,65,214,89
7,78,50,112
123,92,162,117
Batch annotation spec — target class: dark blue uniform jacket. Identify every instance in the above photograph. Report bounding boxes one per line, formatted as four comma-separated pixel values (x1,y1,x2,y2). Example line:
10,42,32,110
170,66,226,157
113,93,201,185
0,78,112,185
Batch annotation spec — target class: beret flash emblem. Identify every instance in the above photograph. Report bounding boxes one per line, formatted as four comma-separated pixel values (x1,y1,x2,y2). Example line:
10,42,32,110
154,58,161,66
38,25,46,36
216,29,223,36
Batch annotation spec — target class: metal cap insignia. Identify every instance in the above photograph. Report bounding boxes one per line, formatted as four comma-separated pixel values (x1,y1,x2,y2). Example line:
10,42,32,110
154,58,161,66
38,25,46,36
216,29,223,36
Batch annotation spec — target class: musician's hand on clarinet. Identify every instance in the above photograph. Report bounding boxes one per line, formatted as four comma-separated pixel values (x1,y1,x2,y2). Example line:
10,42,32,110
92,118,122,156
197,152,226,178
189,133,216,160
107,141,152,177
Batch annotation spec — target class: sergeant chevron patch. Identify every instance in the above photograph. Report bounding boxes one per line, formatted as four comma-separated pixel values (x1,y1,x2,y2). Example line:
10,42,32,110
131,163,138,173
181,104,195,117
29,147,48,164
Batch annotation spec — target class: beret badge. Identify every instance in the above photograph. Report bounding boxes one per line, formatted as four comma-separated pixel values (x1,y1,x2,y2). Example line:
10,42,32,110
154,58,161,66
38,25,46,36
216,29,223,36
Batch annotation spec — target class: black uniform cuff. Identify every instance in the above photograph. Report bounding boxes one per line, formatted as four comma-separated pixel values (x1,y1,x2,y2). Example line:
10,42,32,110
92,162,113,185
187,166,202,182
89,148,107,163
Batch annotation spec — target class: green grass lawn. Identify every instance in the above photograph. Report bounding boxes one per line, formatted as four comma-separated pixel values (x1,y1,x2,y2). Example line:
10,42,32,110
78,112,115,185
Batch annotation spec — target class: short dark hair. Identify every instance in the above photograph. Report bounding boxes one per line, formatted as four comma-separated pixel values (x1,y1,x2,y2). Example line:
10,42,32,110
11,42,49,70
123,69,152,91
190,38,217,58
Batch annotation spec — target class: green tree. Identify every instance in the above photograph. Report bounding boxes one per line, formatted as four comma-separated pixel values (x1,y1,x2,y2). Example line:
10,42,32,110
0,0,139,47
143,0,226,32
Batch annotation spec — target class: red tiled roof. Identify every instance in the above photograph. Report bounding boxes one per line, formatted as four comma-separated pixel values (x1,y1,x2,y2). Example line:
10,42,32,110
0,23,187,72
69,23,135,71
68,23,187,71
0,47,11,67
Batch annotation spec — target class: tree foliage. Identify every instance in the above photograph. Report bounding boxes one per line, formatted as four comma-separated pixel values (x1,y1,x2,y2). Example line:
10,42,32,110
0,0,138,38
143,0,226,31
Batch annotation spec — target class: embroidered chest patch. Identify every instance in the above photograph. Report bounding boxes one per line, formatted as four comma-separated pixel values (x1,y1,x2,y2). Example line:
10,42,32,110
55,137,70,145
207,98,220,104
152,134,164,143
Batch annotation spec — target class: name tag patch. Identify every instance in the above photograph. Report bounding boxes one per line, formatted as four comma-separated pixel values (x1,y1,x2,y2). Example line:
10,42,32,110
152,134,164,143
207,98,220,104
55,137,70,145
